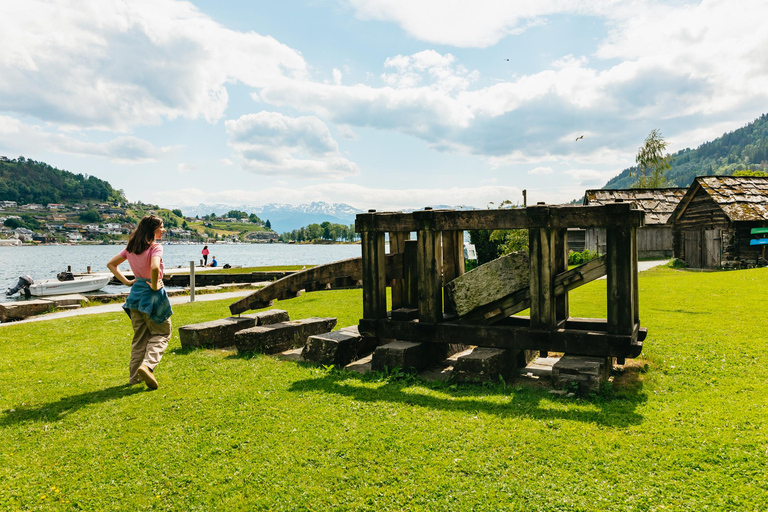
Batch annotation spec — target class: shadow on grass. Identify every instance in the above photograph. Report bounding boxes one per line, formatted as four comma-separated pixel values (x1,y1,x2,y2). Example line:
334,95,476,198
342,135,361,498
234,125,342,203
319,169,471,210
288,369,647,428
650,308,709,315
0,385,145,426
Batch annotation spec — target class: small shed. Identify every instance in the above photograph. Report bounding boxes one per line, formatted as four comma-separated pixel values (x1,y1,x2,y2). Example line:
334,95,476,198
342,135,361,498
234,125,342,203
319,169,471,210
580,188,686,258
667,176,768,268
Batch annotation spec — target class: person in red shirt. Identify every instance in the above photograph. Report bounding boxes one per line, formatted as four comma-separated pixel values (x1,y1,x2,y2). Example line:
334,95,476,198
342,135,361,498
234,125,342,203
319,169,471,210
201,245,209,266
107,215,172,390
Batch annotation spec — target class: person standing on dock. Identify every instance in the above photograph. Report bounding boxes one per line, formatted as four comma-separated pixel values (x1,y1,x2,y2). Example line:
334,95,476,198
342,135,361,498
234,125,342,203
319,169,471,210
106,215,172,390
201,245,209,267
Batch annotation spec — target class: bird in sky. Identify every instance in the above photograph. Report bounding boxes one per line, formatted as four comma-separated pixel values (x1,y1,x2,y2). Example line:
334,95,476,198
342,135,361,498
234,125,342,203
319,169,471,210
575,135,584,141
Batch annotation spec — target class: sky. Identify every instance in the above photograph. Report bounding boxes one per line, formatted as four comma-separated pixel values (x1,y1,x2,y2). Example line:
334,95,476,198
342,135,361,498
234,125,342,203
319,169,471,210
1,0,767,212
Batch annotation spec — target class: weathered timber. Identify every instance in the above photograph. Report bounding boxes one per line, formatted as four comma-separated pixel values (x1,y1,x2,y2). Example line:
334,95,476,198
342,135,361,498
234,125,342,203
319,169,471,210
0,299,54,322
553,255,607,296
301,326,377,366
235,317,337,354
358,319,644,359
552,355,612,395
355,205,644,233
454,287,531,325
417,226,442,323
370,341,430,372
607,223,637,336
362,231,387,320
444,251,529,317
453,347,517,382
229,254,402,315
403,240,418,308
389,231,409,309
179,316,257,349
242,309,290,326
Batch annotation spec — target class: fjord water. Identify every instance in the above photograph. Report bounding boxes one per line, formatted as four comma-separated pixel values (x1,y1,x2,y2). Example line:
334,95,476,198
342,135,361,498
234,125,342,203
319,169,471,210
0,244,361,303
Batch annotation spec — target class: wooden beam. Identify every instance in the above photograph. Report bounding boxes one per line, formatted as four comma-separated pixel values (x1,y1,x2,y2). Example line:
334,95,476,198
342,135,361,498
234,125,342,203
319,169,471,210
389,231,409,309
606,223,636,336
417,226,442,323
362,231,387,320
553,255,607,296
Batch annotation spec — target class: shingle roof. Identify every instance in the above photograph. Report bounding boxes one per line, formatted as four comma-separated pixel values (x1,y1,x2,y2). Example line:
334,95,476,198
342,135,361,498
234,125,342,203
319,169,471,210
583,188,686,225
694,176,768,222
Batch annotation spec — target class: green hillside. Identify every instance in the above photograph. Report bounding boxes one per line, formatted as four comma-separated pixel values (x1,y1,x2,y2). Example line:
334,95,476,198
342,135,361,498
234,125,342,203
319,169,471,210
604,113,768,189
0,156,125,205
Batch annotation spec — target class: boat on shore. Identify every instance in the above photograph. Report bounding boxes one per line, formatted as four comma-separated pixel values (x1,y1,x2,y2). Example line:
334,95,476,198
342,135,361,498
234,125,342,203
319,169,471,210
6,272,112,297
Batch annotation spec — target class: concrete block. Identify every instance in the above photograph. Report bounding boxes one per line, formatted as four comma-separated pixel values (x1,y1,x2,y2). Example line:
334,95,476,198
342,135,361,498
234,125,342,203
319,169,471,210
552,355,612,395
179,316,257,348
453,347,516,382
301,325,376,366
0,299,54,322
371,341,429,372
49,294,89,308
242,309,289,326
235,317,337,354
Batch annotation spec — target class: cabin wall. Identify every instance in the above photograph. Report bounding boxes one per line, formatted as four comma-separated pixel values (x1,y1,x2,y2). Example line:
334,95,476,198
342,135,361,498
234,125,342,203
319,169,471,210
578,225,672,258
672,189,732,268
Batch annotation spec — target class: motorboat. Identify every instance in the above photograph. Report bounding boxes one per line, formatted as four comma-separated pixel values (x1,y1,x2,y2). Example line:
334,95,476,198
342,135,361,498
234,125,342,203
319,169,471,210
6,272,112,297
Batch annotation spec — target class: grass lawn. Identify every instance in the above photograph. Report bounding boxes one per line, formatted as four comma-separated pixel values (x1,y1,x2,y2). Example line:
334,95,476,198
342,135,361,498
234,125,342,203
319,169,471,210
1,267,767,510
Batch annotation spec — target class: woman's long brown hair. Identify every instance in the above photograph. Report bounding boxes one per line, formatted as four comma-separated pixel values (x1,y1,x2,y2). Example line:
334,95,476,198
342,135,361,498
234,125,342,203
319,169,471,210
126,215,163,254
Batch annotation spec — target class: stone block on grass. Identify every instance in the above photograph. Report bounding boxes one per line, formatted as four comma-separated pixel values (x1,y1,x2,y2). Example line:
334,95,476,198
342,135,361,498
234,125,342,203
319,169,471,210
179,316,257,348
242,309,289,326
552,355,611,395
371,341,430,373
301,325,377,366
235,317,337,354
453,347,516,383
0,299,54,322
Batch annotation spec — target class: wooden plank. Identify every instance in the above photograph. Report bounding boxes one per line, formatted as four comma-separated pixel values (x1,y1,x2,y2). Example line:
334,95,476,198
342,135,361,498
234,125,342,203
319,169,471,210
454,286,530,325
417,227,442,323
389,231,409,309
358,319,644,358
554,228,568,322
362,231,387,320
606,224,635,336
553,255,607,295
529,225,557,330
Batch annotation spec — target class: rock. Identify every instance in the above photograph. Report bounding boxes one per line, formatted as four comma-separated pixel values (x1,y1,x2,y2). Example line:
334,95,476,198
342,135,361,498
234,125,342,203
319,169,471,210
453,347,516,383
552,355,612,395
235,317,337,354
179,317,257,348
242,309,289,326
0,299,55,322
48,294,88,308
301,326,377,366
370,341,430,372
444,251,530,317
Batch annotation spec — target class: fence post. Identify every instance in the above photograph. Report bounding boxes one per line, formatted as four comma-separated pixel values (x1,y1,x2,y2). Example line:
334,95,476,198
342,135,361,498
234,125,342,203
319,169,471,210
189,261,195,303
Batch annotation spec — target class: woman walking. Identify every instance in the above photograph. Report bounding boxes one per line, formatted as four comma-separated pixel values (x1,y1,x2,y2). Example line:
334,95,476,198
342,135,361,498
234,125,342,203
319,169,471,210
107,215,172,390
201,245,209,266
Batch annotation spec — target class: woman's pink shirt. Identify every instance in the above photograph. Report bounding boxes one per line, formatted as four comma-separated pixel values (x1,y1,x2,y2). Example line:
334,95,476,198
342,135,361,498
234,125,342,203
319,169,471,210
119,243,165,279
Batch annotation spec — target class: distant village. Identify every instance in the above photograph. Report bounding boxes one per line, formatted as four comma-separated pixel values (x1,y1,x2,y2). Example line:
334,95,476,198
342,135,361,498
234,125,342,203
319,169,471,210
0,200,274,245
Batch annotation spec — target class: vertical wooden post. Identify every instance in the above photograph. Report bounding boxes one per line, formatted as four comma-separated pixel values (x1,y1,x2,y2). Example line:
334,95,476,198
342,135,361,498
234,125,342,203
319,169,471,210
528,206,558,332
441,230,464,310
415,210,442,323
403,240,418,308
554,228,568,323
189,260,195,303
606,215,636,336
389,231,409,310
362,230,387,321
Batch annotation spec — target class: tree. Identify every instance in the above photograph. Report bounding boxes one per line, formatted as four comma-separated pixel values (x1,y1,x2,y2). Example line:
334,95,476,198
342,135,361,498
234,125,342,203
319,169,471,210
265,219,271,230
631,129,672,188
172,208,183,218
732,170,768,177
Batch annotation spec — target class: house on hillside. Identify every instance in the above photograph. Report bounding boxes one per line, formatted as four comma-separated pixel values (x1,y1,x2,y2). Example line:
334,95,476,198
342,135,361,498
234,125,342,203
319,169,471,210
578,188,686,258
667,176,768,268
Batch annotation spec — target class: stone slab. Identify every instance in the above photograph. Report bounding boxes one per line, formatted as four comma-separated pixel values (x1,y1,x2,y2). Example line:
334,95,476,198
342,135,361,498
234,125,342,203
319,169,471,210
444,251,530,317
235,317,337,354
552,355,611,395
370,341,429,373
453,347,516,383
49,294,89,307
179,316,257,348
301,325,376,366
241,309,289,326
0,299,55,322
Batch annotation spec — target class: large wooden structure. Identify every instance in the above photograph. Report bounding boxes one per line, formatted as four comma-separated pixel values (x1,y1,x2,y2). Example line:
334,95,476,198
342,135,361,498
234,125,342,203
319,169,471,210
356,203,646,363
668,176,768,268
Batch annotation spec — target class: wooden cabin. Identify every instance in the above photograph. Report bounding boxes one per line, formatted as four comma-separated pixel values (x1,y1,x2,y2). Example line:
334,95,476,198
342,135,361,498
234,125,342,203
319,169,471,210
580,188,686,258
667,176,768,268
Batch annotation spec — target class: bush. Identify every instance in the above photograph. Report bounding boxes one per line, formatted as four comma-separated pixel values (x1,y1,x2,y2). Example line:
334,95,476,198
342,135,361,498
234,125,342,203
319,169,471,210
668,258,688,269
568,249,599,266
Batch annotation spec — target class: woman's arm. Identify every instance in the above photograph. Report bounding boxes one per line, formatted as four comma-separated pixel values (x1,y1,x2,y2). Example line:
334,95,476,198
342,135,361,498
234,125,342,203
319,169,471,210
107,254,135,287
150,255,163,291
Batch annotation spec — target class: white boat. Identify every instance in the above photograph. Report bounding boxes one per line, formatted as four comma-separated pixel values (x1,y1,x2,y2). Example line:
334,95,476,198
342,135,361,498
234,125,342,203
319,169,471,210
0,238,22,246
27,273,112,297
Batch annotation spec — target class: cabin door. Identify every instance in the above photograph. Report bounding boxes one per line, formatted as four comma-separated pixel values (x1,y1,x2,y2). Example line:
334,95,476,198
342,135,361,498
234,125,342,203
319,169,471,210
683,231,702,268
703,229,722,268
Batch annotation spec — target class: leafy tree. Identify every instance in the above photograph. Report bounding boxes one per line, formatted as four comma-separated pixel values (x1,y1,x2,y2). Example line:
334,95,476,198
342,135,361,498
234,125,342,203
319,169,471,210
79,208,101,223
265,219,271,229
4,218,21,229
226,210,247,219
249,213,263,224
732,170,768,177
630,129,672,188
172,209,183,218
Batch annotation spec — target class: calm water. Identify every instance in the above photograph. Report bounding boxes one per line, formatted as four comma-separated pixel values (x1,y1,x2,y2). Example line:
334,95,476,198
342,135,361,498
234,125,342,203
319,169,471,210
0,243,361,302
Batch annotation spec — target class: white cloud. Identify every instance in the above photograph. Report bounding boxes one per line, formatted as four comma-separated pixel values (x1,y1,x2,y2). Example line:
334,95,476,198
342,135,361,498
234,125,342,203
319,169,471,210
563,168,616,186
528,167,553,175
0,116,175,163
225,112,359,179
0,0,307,131
177,163,197,173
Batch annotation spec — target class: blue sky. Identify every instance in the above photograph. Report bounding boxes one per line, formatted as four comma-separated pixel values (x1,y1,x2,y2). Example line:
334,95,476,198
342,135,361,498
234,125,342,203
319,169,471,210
1,0,767,211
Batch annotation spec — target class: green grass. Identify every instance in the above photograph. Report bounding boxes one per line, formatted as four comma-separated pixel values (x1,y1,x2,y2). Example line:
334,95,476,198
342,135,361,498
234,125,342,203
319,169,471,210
1,267,768,510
